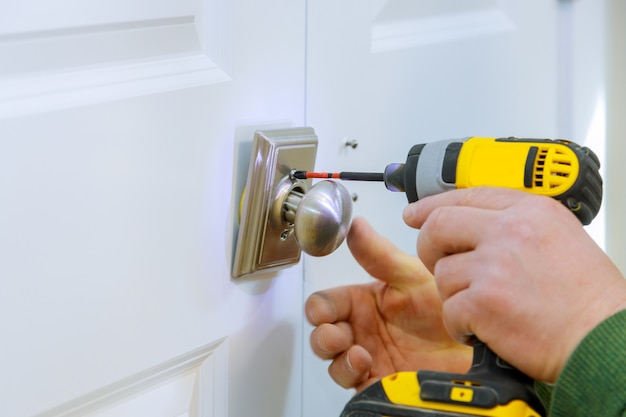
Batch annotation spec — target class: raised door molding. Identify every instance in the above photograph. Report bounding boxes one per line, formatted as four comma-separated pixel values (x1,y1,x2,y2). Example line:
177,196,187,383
0,0,231,119
371,0,515,53
35,338,228,417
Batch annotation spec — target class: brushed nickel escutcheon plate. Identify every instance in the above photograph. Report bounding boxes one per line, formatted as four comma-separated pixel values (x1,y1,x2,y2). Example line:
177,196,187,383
232,127,317,278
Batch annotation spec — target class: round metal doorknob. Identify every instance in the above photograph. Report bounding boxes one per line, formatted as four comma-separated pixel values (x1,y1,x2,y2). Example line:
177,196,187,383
291,180,353,257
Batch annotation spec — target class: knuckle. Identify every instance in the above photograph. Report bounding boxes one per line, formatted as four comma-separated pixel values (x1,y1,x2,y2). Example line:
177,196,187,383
423,206,449,234
501,213,533,237
433,260,453,299
472,270,518,313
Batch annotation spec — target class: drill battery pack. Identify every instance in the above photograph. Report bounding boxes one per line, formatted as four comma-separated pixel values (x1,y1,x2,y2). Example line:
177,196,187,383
340,341,546,417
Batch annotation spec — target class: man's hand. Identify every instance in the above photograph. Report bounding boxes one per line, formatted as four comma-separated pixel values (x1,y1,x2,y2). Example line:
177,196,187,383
305,217,472,392
403,187,626,383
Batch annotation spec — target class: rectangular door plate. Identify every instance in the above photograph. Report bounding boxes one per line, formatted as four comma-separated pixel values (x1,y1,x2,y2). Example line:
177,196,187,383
232,127,318,278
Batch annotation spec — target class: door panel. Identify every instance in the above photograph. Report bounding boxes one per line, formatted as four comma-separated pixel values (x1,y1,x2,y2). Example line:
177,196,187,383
304,1,560,416
0,0,230,119
0,1,306,416
38,340,227,417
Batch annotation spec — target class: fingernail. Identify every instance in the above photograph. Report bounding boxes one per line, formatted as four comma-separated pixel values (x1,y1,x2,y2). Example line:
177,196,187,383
345,349,354,372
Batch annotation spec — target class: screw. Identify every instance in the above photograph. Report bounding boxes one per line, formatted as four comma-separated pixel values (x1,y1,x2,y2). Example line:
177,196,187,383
280,230,290,241
351,193,358,202
345,139,358,149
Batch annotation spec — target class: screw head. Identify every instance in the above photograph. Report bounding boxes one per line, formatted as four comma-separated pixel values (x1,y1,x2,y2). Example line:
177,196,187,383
344,139,358,149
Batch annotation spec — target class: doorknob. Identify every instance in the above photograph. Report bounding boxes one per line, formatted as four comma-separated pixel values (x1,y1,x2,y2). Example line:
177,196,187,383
286,179,352,257
232,127,352,279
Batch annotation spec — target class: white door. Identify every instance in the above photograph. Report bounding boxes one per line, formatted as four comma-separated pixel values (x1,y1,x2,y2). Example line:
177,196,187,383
1,2,611,417
303,1,605,416
0,1,307,416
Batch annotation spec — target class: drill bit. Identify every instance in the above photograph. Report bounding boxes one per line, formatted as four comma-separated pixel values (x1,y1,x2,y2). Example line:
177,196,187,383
290,170,384,182
290,165,408,193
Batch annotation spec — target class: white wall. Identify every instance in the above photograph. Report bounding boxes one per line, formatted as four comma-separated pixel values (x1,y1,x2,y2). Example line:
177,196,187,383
606,0,626,274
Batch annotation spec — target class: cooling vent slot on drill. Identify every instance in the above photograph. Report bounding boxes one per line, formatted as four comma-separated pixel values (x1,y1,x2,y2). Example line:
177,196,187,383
532,146,575,189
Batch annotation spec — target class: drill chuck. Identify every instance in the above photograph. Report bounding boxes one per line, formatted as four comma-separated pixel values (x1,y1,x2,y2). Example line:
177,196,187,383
383,163,407,192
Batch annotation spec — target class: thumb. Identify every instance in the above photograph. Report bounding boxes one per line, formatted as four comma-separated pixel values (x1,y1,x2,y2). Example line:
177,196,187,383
347,217,432,289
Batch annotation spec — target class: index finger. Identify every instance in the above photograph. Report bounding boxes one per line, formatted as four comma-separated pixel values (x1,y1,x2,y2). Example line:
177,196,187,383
402,187,529,229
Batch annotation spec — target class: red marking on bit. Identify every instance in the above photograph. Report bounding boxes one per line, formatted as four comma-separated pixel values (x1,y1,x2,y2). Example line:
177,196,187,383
306,172,340,179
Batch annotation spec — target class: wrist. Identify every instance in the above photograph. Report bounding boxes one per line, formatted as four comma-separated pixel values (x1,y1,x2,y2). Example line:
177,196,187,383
550,309,626,416
610,299,626,316
555,295,626,381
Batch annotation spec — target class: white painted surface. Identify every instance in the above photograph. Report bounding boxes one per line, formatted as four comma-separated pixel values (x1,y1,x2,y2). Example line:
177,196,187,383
38,339,227,417
0,0,305,416
0,0,230,119
0,2,614,417
605,0,626,275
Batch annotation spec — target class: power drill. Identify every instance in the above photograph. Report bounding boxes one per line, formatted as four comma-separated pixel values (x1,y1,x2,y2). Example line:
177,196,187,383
295,137,603,417
382,136,602,225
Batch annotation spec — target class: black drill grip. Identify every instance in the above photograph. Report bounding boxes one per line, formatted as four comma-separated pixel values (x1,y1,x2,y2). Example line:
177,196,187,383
417,338,546,415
